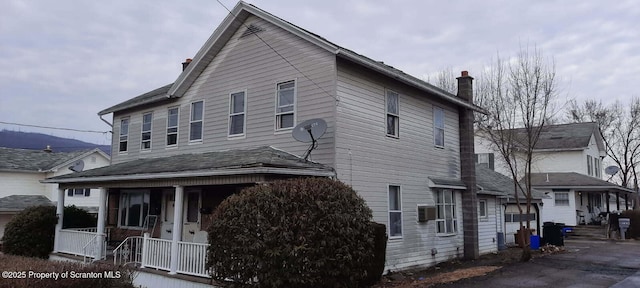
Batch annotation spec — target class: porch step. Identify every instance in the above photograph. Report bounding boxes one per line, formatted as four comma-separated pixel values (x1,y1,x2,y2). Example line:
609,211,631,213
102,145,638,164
566,225,608,240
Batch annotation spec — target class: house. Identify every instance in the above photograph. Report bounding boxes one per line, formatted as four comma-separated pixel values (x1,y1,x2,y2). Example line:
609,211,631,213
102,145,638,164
44,1,489,278
475,122,634,228
0,147,110,239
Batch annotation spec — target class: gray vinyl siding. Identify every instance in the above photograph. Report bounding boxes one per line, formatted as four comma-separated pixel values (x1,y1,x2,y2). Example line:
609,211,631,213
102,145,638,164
334,60,463,271
477,196,500,255
110,15,337,166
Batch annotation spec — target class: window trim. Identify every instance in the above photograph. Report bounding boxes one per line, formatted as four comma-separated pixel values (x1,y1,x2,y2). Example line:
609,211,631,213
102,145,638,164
554,190,570,206
189,100,204,143
388,184,402,239
478,199,488,218
118,190,151,229
436,189,457,236
228,90,247,138
166,106,179,147
141,112,153,151
433,106,445,148
385,89,399,138
118,117,130,153
275,80,296,131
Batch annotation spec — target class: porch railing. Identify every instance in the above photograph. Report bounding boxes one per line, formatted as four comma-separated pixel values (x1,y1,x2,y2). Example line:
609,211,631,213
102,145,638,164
82,233,107,263
178,241,210,277
113,236,143,266
142,237,172,271
57,229,97,257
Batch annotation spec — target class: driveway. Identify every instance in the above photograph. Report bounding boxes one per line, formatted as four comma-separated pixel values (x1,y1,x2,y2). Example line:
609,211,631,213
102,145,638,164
434,239,640,288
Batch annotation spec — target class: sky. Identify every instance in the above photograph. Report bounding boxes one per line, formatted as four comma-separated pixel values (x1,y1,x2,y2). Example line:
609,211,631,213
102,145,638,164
1,1,639,145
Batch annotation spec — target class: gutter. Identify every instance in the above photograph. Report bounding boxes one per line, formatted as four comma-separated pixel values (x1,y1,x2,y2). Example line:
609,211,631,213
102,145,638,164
99,114,113,129
42,167,336,184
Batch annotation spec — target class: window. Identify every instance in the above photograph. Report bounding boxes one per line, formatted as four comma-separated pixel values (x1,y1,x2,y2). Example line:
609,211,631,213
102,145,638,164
67,188,90,197
190,101,204,142
436,189,456,234
587,155,593,176
434,107,445,147
554,191,570,206
594,157,600,178
388,185,402,238
119,190,150,228
386,90,399,137
166,107,179,146
119,118,129,152
186,192,200,223
478,200,487,218
276,80,295,130
229,91,246,136
141,112,152,150
476,153,495,170
505,213,536,222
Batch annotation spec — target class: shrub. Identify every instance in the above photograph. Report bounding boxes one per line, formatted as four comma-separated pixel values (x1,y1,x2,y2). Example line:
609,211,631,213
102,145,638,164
620,210,640,239
2,205,57,258
360,222,388,287
0,253,135,288
207,178,376,288
63,205,97,229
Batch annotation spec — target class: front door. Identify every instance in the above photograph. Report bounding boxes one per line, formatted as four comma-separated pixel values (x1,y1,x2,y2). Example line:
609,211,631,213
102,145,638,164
160,190,175,240
182,190,201,242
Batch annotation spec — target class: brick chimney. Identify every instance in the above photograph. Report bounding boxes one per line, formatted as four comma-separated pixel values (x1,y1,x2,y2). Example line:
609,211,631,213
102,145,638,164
457,70,479,260
182,58,193,71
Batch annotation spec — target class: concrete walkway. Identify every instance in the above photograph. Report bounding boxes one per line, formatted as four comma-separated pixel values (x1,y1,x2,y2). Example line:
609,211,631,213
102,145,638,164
434,239,640,288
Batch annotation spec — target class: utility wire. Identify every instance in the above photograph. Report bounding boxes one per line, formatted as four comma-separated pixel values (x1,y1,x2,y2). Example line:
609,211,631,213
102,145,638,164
214,0,338,102
0,121,110,134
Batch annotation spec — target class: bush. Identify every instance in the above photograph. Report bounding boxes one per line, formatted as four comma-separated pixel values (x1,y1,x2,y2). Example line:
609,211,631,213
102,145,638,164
207,178,376,288
0,253,135,288
360,222,387,287
2,205,57,258
63,205,97,229
620,210,640,239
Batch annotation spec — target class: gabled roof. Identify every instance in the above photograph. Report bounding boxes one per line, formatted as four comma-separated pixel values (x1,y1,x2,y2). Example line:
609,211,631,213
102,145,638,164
0,147,108,173
502,122,604,151
44,146,334,183
100,1,485,116
476,164,547,200
526,172,634,193
0,195,53,212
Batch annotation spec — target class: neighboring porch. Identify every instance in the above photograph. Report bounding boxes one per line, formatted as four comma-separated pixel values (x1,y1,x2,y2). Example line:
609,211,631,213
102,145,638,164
574,189,633,225
44,146,335,279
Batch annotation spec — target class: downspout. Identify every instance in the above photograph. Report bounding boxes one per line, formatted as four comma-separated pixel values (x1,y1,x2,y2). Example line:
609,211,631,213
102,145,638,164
99,114,113,129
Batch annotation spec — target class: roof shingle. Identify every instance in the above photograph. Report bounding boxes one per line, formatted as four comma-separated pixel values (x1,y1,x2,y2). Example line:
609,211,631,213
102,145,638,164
0,147,91,172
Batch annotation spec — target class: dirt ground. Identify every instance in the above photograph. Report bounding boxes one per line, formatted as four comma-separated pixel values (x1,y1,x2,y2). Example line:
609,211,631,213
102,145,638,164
373,245,561,288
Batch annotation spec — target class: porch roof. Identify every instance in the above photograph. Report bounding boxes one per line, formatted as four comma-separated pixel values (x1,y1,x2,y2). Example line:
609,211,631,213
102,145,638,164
43,146,335,184
476,164,547,200
0,195,53,212
526,172,635,193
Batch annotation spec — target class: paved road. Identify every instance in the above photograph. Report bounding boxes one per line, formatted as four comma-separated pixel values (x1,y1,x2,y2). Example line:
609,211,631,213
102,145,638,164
434,239,640,288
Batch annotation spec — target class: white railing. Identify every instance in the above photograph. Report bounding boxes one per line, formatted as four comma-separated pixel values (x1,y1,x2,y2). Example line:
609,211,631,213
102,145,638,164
177,241,210,277
142,237,172,271
113,236,143,266
57,229,97,257
82,233,106,263
70,227,97,233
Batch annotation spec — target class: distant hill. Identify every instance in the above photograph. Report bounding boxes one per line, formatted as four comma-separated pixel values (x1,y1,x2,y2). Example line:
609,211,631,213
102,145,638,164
0,130,111,155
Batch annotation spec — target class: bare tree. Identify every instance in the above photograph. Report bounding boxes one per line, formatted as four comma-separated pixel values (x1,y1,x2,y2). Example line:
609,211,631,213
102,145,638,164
475,46,559,261
567,98,640,207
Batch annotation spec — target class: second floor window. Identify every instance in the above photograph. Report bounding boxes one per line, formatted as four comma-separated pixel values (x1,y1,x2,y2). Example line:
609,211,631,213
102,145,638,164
587,155,593,176
386,90,399,137
229,91,246,136
476,153,495,170
190,101,204,142
594,157,600,178
276,80,295,130
434,107,445,147
119,118,129,153
141,112,152,150
167,107,179,146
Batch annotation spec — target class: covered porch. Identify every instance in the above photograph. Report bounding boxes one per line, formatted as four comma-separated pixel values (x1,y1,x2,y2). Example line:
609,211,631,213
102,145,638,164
44,146,335,278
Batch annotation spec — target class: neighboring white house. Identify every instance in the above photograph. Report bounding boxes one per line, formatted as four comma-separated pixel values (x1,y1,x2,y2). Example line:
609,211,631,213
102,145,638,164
44,1,499,279
0,147,110,239
475,122,634,228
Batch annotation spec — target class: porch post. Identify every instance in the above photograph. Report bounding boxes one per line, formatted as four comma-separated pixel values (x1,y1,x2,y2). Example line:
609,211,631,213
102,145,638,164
606,191,610,212
95,187,107,260
169,185,184,275
53,187,65,253
625,194,629,210
616,192,620,211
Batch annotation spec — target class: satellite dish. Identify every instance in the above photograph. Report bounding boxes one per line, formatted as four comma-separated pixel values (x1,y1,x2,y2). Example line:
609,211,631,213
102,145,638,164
292,118,327,160
605,166,619,176
68,160,85,172
292,118,327,143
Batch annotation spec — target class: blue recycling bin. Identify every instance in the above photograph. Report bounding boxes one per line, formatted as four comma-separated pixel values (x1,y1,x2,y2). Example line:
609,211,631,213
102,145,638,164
530,235,540,250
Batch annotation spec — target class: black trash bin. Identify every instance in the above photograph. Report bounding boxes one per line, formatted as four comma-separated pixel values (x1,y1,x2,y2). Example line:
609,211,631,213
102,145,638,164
542,222,564,246
555,223,565,246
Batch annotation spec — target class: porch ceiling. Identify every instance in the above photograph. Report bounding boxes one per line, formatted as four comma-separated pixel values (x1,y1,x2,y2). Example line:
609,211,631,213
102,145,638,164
43,146,335,185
